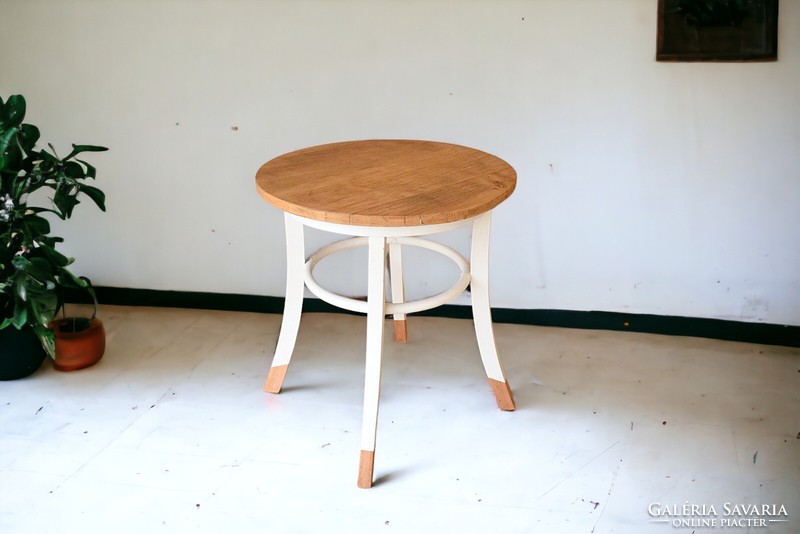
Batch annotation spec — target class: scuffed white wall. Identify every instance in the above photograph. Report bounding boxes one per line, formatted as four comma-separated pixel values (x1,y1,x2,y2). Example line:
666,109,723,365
1,0,798,325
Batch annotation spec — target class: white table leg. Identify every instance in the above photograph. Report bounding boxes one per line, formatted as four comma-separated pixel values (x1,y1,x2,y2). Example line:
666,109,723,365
470,212,515,411
388,240,407,343
358,236,387,488
265,213,305,393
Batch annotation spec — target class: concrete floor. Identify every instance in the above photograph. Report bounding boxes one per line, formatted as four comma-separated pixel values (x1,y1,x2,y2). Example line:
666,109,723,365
1,305,798,533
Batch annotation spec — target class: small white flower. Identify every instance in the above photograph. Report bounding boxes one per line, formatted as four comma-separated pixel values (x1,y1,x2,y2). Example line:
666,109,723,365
0,194,13,222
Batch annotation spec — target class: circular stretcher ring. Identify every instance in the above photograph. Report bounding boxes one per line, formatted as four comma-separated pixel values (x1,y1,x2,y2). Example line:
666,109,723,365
304,236,471,315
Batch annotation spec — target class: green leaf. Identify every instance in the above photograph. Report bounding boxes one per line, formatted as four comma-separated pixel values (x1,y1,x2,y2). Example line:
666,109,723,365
30,294,57,327
55,266,88,288
13,255,56,283
37,148,60,166
4,302,28,329
8,310,30,329
36,325,55,358
0,316,18,329
2,95,26,129
76,159,96,179
64,161,86,178
17,124,40,152
65,144,108,160
14,279,27,301
11,255,31,269
52,185,80,219
79,184,106,211
84,281,98,318
22,214,51,237
36,242,71,267
0,127,18,162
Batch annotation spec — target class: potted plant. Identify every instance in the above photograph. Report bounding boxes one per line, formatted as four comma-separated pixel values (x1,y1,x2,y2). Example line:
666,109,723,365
0,94,107,379
49,293,106,372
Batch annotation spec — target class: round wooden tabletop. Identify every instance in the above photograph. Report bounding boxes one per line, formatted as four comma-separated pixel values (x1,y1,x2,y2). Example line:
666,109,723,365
256,140,516,227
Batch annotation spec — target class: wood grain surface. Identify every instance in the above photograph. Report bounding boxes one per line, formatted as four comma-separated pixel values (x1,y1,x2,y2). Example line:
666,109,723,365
256,140,516,227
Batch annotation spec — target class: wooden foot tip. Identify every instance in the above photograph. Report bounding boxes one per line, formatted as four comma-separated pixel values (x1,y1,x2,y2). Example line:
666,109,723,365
393,319,408,343
488,378,516,411
357,450,375,488
264,364,288,394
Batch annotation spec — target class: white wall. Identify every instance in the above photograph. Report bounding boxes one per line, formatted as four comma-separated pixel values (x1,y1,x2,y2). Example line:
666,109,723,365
2,0,798,325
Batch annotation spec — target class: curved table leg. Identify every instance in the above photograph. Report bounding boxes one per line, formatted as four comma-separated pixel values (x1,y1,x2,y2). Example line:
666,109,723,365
358,236,387,488
265,213,305,394
470,212,515,411
388,240,408,343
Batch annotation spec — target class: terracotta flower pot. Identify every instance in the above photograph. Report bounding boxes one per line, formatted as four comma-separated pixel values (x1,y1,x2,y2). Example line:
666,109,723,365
51,318,106,372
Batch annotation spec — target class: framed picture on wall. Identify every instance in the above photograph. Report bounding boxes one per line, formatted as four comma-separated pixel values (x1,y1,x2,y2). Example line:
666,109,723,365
657,0,778,61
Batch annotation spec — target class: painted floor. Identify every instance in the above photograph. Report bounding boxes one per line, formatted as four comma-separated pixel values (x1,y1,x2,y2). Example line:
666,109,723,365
1,305,798,533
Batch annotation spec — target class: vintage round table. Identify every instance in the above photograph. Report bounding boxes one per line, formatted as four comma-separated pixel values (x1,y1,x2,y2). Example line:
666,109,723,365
255,139,517,488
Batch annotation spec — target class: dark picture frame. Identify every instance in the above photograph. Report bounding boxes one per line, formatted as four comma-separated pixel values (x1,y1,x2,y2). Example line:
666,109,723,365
657,0,778,62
